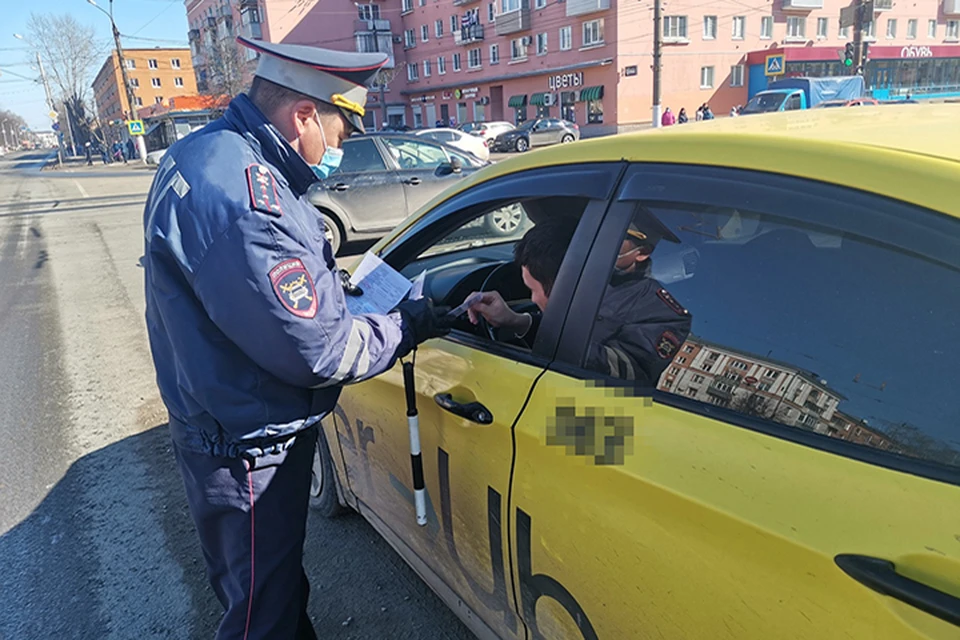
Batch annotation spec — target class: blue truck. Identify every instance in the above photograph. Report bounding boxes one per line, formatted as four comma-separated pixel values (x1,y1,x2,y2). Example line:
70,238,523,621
741,76,866,114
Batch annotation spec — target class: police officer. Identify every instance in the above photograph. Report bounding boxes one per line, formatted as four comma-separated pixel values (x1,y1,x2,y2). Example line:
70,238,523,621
143,37,448,639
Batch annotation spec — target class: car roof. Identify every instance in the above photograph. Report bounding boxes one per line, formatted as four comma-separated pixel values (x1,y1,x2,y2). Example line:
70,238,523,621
388,104,960,233
415,128,458,135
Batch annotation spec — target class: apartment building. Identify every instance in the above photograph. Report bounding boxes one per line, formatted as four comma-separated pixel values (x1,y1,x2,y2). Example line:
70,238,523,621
185,0,268,92
92,48,197,124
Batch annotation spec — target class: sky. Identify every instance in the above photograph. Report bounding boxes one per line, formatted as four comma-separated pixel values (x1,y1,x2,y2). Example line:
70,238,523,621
0,0,189,130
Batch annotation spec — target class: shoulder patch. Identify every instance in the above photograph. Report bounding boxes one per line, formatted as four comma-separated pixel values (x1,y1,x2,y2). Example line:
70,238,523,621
657,288,688,316
269,259,317,319
246,164,283,216
655,330,682,360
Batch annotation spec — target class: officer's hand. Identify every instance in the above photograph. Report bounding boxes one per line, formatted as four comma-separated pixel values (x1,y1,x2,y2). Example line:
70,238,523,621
466,291,527,333
396,298,453,345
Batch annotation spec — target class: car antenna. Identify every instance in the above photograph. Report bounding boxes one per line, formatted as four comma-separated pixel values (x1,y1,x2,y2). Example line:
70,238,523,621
403,351,428,527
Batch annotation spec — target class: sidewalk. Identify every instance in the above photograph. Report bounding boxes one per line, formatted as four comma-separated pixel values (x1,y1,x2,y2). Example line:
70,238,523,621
43,154,156,172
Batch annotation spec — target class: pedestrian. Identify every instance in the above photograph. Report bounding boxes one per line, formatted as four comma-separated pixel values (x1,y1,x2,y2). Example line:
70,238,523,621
435,119,443,127
126,138,136,161
695,105,704,121
660,106,676,127
702,103,715,120
84,140,93,165
678,107,688,124
142,37,451,640
99,141,110,164
115,139,128,163
729,106,739,118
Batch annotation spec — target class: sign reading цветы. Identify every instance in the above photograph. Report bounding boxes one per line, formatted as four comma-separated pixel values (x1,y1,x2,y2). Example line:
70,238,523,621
549,72,584,90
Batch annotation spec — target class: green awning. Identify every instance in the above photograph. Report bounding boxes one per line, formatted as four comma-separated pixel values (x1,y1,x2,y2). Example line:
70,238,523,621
578,86,605,102
507,94,528,108
529,92,548,106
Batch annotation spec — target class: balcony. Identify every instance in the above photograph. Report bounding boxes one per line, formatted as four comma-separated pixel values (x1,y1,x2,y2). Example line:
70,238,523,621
495,8,531,35
188,28,200,41
454,24,485,44
566,0,609,17
241,21,262,39
874,0,893,8
454,0,480,5
945,0,960,15
781,0,822,9
707,382,734,400
239,0,258,6
354,19,392,33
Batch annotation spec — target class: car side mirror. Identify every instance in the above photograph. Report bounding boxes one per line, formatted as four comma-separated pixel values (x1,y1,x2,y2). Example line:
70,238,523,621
435,157,462,176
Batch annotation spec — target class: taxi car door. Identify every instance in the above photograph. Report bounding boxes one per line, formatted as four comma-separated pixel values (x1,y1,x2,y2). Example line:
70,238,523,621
507,164,960,639
331,164,625,639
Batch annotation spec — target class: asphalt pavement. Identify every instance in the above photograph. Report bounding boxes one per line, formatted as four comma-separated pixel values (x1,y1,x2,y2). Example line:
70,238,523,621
0,150,473,639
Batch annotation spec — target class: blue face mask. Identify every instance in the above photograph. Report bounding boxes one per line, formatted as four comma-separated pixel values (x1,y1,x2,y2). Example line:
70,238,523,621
310,112,344,180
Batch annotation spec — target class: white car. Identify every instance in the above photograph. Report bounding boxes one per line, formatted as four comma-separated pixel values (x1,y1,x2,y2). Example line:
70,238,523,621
413,128,489,162
463,120,515,146
145,148,167,166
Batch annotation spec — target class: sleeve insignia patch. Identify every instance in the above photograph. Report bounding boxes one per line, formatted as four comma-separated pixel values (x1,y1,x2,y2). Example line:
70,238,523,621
246,164,283,216
657,288,688,316
655,330,681,360
269,259,317,319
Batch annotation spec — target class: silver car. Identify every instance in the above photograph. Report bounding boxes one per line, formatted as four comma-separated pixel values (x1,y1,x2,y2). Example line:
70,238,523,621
489,118,580,153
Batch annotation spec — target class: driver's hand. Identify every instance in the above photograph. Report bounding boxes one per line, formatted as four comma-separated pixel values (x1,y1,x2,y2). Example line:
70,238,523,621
466,291,528,332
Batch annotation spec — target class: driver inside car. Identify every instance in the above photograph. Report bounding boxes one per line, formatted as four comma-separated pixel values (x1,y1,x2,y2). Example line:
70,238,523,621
466,208,693,384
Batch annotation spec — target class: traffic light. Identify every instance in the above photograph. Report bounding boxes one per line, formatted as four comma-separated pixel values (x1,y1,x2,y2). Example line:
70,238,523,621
861,42,870,63
843,42,855,67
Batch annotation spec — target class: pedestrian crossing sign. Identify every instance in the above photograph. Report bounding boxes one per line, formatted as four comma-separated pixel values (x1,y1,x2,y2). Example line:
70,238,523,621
765,54,785,77
128,120,145,136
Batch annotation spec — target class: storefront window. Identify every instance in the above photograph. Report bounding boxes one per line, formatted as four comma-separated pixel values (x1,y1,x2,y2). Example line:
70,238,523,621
587,99,603,124
788,58,960,97
473,101,486,122
535,104,551,118
515,107,527,125
560,91,576,123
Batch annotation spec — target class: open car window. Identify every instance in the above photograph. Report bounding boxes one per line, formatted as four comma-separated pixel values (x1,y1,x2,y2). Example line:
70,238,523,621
380,137,448,169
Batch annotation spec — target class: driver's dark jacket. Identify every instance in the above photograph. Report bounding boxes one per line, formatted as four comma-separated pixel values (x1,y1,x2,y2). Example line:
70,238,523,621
143,95,411,459
584,265,692,385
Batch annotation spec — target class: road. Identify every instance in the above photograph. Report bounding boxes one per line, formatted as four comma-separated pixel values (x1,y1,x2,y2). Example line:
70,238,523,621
0,150,473,639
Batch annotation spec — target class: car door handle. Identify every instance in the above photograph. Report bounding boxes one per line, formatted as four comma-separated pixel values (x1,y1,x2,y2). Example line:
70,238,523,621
328,183,350,191
835,554,960,627
403,177,422,186
433,393,493,425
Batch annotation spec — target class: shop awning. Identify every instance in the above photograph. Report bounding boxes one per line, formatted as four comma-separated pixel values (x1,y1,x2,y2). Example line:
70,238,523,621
578,86,604,102
529,92,548,106
507,94,528,108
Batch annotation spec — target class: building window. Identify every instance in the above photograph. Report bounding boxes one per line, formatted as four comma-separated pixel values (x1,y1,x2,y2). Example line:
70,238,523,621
451,15,458,33
148,59,158,70
421,24,429,42
174,77,184,88
435,19,443,38
171,58,181,69
419,0,425,6
730,64,744,87
948,20,959,40
155,96,163,104
886,18,897,39
703,15,717,40
663,16,688,40
700,65,714,89
453,52,462,71
817,17,828,39
438,56,446,74
760,16,773,39
839,23,850,38
357,4,380,19
468,47,482,68
560,25,573,50
404,29,416,48
407,64,419,81
864,20,876,39
587,97,602,124
490,43,500,64
423,59,431,77
135,96,143,107
786,16,806,40
511,37,527,60
583,19,604,46
928,19,937,38
129,77,139,88
732,16,745,40
488,2,496,22
126,59,136,69
536,32,548,54
402,0,413,12
151,77,162,88
907,18,917,39
502,0,521,12
535,0,547,8
676,356,687,364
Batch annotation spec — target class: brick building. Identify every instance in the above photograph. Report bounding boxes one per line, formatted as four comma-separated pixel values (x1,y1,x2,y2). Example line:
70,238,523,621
92,48,198,127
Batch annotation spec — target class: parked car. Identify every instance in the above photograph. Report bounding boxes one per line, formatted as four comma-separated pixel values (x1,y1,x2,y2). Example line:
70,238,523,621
313,104,960,639
460,120,516,145
414,128,490,162
489,118,580,152
307,133,491,254
145,148,167,165
814,98,880,108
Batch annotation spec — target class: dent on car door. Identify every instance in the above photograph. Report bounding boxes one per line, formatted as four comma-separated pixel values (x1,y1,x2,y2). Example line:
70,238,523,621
324,137,407,232
508,163,960,639
329,163,624,639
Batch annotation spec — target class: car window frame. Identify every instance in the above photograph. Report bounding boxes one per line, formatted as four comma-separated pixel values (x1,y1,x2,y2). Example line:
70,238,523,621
333,136,390,175
379,161,628,362
554,161,960,487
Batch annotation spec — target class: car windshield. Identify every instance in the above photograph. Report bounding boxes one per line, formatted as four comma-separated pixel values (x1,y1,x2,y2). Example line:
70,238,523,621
741,93,787,114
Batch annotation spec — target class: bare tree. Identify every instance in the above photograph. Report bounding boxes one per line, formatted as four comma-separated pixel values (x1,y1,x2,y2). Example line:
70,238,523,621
204,32,248,100
25,13,107,148
0,109,30,149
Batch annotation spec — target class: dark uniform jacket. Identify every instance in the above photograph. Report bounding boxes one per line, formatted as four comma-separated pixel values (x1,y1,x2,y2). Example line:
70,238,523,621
584,264,692,385
143,95,412,458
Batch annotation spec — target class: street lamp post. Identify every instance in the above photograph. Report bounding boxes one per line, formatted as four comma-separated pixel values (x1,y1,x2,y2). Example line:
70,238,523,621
87,0,146,161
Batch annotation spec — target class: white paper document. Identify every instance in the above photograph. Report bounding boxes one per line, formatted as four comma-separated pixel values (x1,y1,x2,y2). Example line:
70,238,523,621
345,252,414,316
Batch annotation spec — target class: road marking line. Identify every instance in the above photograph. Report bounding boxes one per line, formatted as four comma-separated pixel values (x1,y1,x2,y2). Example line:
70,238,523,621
73,180,89,198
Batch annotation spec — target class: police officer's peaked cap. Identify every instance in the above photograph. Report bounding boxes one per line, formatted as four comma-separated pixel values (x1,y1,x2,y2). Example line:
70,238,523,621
238,36,387,133
627,206,681,245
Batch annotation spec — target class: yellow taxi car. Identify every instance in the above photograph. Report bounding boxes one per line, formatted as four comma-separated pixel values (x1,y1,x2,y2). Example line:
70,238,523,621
312,105,960,640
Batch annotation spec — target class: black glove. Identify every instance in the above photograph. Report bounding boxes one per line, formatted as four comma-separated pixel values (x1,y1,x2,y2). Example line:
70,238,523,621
395,298,453,346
